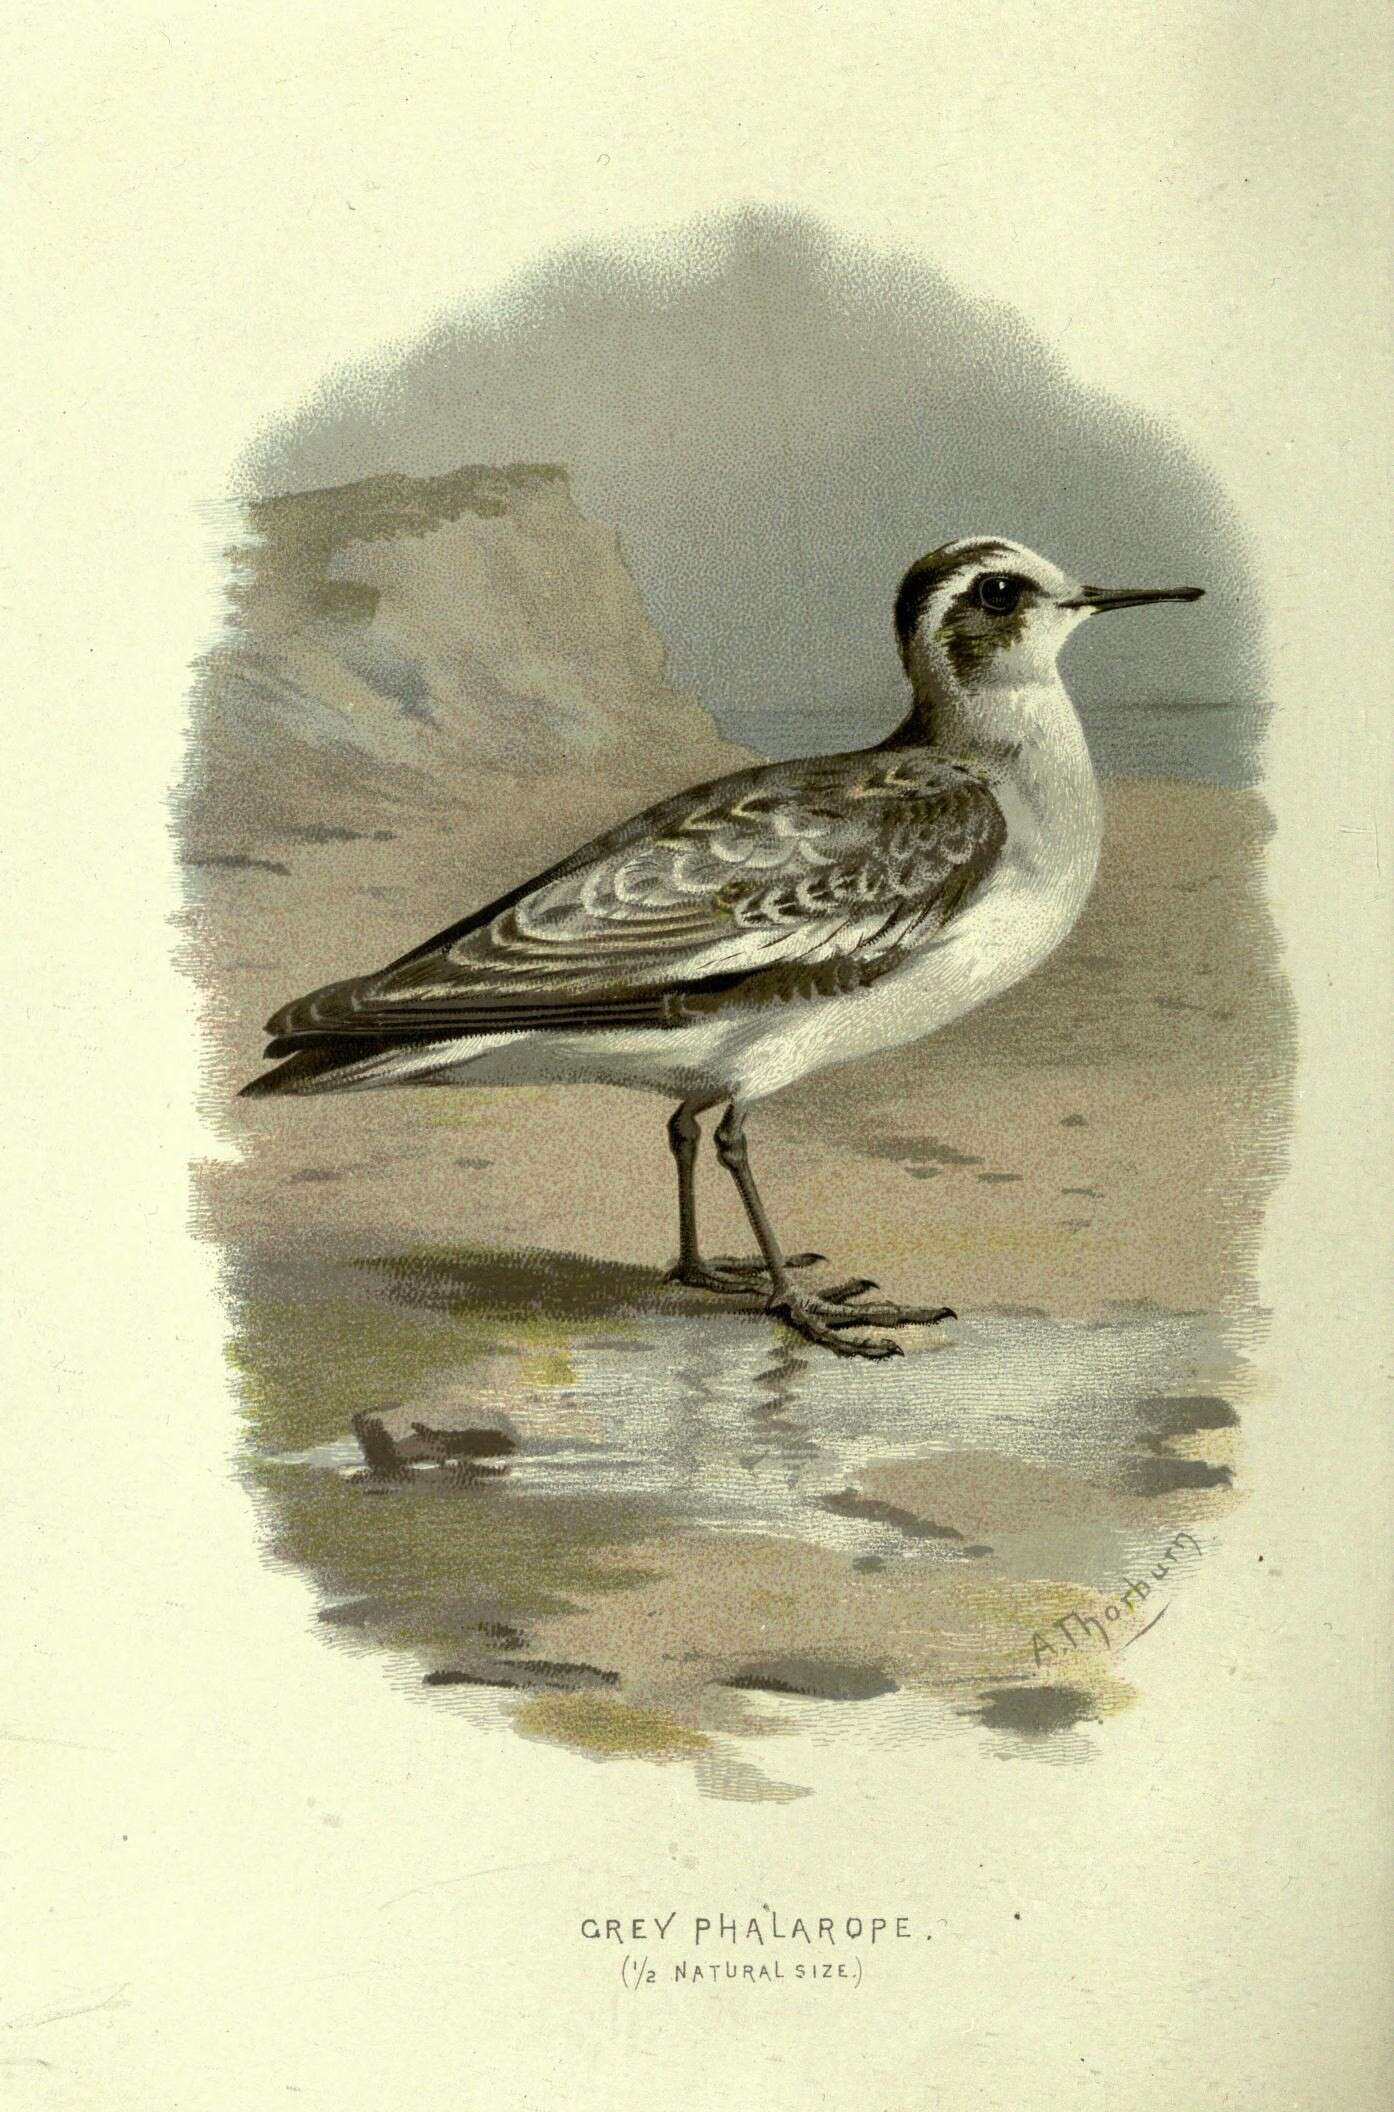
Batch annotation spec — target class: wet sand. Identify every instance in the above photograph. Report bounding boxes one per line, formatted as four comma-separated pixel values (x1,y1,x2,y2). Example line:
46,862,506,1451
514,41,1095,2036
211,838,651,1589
191,773,1289,1796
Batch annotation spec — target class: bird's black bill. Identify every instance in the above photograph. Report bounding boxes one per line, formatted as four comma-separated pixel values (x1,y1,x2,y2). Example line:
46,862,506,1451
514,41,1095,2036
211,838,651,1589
1060,585,1205,612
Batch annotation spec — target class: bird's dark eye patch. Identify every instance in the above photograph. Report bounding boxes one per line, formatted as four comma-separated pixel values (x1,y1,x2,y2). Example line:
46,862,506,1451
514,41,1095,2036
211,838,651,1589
975,573,1029,616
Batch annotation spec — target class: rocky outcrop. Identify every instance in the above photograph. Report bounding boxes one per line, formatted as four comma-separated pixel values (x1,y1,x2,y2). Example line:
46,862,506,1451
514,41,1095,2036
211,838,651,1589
179,461,747,855
176,464,750,1066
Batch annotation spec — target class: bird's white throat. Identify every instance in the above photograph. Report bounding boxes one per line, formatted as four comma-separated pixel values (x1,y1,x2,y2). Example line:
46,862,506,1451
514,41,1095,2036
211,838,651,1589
935,674,1103,893
917,669,1096,794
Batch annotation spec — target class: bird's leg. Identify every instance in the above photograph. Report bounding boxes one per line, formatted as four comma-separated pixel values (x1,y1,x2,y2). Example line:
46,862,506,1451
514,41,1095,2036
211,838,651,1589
711,1106,894,1358
662,1094,822,1294
664,1095,723,1288
712,1103,956,1360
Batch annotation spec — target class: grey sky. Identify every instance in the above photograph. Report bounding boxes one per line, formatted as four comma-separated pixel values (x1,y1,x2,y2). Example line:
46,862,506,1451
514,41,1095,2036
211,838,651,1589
244,208,1264,785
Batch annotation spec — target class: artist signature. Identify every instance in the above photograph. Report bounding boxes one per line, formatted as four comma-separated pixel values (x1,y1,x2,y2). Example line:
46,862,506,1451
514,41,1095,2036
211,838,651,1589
1029,1530,1201,1666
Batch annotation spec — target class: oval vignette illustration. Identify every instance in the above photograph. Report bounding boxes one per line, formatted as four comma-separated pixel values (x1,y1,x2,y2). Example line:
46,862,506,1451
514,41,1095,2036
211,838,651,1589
177,209,1291,1798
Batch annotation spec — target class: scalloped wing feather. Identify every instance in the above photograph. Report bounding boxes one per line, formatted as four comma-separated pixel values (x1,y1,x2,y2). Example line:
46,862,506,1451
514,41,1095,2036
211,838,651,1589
264,752,1006,1044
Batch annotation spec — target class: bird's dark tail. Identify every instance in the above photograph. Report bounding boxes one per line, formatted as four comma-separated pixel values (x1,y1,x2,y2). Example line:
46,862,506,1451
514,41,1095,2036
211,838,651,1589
239,1031,475,1097
239,1046,357,1097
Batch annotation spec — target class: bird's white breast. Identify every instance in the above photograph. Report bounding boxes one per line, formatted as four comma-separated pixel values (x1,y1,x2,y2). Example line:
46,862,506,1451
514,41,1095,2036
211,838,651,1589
721,701,1103,1102
412,693,1104,1109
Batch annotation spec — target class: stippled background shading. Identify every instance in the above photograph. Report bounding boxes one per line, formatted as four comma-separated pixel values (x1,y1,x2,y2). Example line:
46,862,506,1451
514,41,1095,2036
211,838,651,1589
179,212,1291,1791
242,208,1265,781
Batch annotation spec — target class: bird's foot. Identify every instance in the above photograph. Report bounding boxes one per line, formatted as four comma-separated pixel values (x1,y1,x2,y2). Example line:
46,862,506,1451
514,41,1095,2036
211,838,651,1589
664,1251,824,1295
767,1289,956,1361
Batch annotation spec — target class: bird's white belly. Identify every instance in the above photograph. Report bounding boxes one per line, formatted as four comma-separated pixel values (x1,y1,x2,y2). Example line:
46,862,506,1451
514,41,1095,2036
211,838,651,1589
380,721,1103,1108
727,843,1096,1099
724,731,1103,1100
470,815,1099,1107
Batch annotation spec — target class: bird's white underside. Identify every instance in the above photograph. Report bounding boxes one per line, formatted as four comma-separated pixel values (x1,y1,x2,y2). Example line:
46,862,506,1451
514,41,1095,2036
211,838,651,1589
301,680,1104,1108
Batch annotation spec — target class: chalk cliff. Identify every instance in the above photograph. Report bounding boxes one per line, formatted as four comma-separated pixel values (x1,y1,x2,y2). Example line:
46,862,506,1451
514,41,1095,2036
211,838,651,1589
177,465,749,1059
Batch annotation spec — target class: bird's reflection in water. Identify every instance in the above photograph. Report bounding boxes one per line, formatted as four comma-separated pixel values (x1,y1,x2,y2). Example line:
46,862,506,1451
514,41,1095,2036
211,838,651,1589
745,1340,821,1464
233,1240,1246,1797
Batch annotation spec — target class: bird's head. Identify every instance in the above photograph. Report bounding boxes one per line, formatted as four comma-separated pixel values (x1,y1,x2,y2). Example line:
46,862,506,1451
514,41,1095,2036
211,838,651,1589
894,536,1204,711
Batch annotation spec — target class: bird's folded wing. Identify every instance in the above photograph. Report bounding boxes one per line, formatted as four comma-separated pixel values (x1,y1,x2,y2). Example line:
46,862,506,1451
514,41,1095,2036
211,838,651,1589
265,753,1007,1044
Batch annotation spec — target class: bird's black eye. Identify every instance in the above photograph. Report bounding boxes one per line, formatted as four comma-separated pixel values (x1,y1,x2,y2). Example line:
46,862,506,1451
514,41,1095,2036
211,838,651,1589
975,573,1027,616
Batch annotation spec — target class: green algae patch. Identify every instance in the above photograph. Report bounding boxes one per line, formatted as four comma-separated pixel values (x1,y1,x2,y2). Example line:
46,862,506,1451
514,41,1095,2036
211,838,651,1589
513,1692,710,1762
258,1467,664,1622
227,1294,478,1455
225,1242,648,1456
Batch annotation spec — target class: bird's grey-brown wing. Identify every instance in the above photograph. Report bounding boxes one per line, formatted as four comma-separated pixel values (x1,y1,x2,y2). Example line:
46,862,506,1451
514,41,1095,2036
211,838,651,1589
263,752,1007,1046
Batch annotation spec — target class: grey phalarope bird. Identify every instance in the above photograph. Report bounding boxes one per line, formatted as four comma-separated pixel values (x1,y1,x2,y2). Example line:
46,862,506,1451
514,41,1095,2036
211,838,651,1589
243,537,1203,1359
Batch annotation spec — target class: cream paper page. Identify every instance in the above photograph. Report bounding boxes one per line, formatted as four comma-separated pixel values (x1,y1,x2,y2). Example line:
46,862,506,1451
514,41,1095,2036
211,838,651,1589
6,5,1392,2108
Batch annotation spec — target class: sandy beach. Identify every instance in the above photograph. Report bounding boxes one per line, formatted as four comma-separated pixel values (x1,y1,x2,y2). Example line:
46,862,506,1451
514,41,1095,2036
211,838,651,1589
180,469,1290,1794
